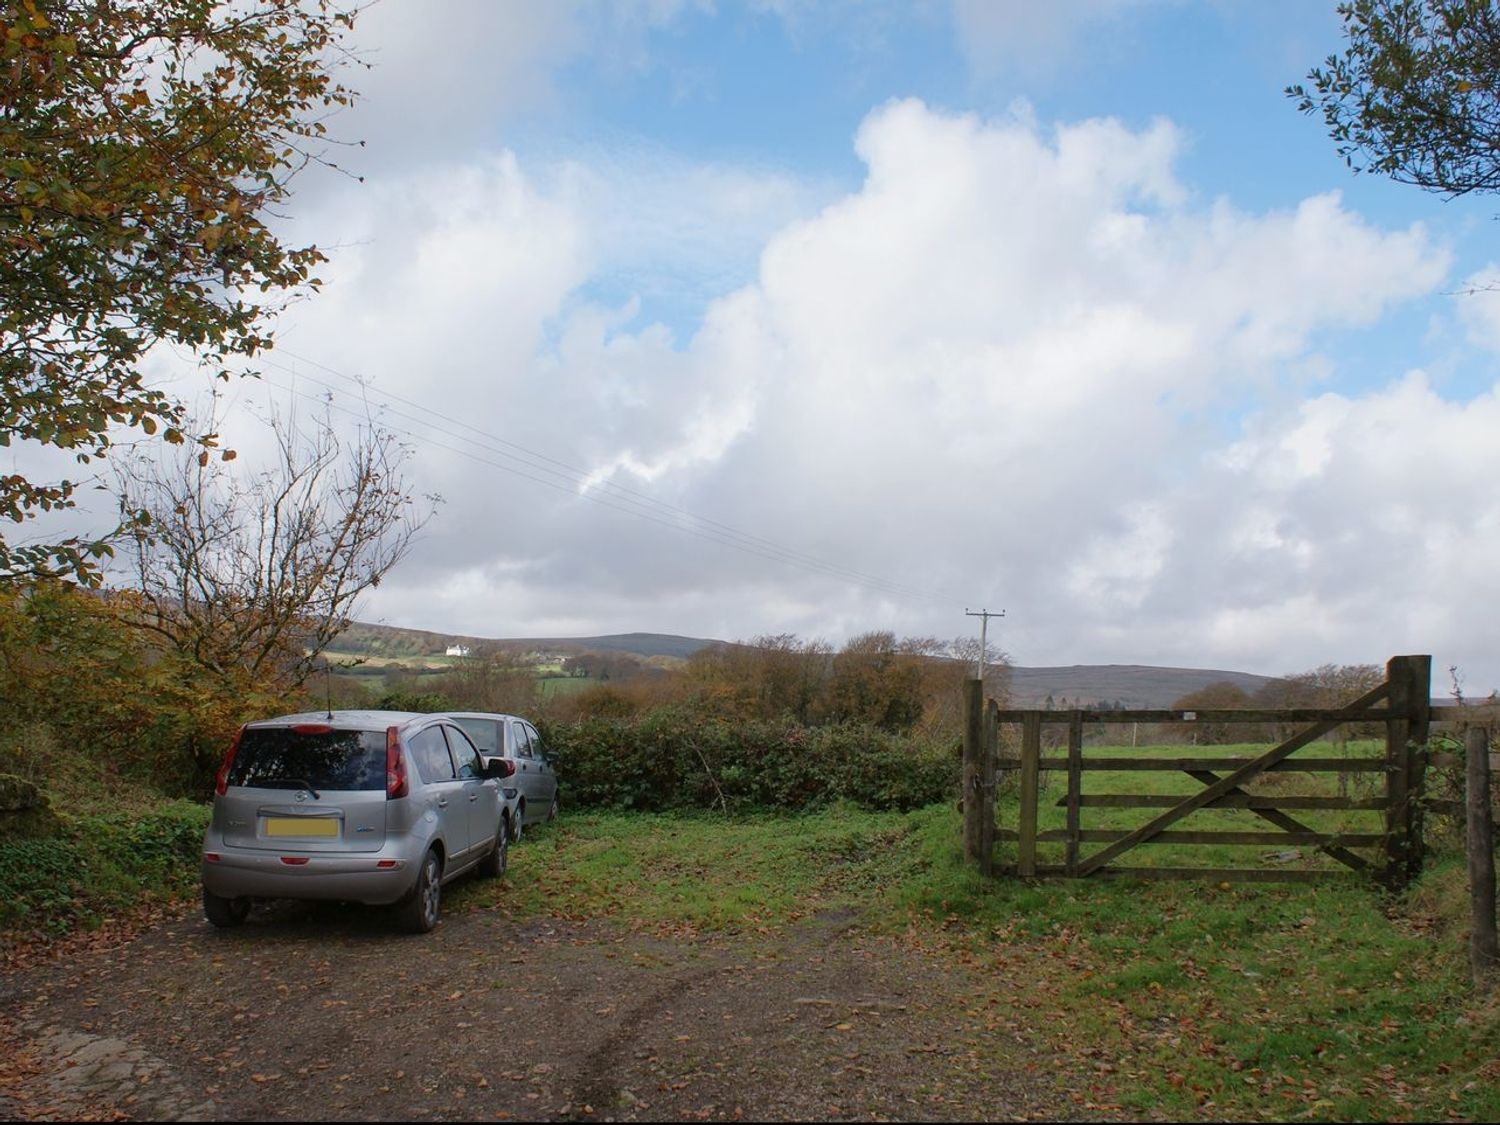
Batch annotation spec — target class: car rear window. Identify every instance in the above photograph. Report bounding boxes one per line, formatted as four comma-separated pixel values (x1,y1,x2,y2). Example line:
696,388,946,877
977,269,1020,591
452,718,498,754
228,728,387,791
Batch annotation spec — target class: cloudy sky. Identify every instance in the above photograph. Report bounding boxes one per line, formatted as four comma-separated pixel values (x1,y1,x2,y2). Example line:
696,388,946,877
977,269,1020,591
77,1,1500,687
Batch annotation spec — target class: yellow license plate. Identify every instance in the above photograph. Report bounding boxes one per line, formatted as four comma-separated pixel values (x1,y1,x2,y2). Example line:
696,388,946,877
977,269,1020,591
264,817,340,838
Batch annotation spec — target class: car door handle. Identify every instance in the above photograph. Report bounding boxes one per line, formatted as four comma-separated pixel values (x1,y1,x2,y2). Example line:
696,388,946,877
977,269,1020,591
436,798,449,808
468,793,479,802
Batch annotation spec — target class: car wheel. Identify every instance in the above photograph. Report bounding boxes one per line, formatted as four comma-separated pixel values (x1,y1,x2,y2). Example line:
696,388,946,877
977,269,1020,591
479,818,509,878
510,805,524,845
546,794,560,823
203,888,250,929
398,849,443,934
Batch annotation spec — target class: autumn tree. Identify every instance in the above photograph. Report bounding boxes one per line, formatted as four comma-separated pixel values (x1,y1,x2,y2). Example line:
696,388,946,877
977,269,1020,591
1290,1,1500,198
563,649,665,685
0,0,360,584
689,633,839,724
815,631,928,733
1168,681,1253,745
440,651,537,715
0,581,155,759
916,635,1010,739
0,579,270,792
743,633,828,723
1255,663,1386,743
113,404,429,738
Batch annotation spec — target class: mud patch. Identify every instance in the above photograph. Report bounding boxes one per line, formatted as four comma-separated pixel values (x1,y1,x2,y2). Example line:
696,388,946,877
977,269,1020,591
1,904,1077,1121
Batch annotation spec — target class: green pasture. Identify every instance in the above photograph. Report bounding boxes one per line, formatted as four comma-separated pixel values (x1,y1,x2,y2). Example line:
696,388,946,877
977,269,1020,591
994,740,1392,875
536,674,593,698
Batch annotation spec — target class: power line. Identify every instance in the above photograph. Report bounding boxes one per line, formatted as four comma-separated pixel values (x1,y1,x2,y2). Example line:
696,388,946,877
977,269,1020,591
261,370,941,604
270,348,961,605
252,355,969,610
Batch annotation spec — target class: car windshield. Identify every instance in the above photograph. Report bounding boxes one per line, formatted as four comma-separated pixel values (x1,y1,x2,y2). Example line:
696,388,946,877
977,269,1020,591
228,728,387,791
452,718,498,754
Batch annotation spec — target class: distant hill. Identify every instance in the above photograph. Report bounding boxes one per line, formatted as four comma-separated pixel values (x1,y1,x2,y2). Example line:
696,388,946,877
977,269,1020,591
505,633,713,660
331,621,1279,707
328,622,716,662
1005,664,1279,710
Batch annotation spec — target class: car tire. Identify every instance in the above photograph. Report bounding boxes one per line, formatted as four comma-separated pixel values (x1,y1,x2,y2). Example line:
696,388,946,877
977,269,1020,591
203,888,250,929
479,818,509,878
510,805,524,845
546,794,559,823
398,849,443,934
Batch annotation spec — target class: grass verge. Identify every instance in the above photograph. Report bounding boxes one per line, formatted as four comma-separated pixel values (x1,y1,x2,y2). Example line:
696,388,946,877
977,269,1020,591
0,800,209,941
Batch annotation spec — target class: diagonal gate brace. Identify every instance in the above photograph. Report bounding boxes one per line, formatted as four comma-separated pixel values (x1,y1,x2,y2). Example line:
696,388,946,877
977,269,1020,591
1185,770,1368,872
1075,681,1392,877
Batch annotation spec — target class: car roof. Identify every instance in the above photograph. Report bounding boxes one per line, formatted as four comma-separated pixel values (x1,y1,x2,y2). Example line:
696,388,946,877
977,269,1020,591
245,709,428,731
441,711,527,722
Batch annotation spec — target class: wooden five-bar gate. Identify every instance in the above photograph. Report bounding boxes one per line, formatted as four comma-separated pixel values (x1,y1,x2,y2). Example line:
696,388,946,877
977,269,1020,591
962,655,1434,889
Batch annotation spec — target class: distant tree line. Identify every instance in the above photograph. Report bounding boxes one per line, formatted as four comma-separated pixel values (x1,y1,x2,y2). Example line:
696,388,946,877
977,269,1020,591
374,631,1007,744
1167,664,1386,745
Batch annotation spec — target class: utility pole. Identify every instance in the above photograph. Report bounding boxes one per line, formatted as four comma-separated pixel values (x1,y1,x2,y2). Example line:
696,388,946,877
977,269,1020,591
965,608,1004,681
962,608,1003,877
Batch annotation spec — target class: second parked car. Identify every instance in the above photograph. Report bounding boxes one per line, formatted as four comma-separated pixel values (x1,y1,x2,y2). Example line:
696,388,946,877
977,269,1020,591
442,713,557,840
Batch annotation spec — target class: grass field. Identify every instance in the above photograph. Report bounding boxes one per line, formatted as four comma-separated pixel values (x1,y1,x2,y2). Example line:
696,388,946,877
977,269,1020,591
996,740,1392,876
454,799,1499,1122
536,674,594,698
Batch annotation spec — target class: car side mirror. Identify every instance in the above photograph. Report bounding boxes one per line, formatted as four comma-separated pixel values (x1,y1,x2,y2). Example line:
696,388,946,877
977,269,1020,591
483,757,515,779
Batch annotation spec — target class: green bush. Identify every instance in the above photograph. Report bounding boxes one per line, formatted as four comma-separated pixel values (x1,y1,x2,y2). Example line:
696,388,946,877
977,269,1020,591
0,800,210,935
374,689,454,713
539,707,958,814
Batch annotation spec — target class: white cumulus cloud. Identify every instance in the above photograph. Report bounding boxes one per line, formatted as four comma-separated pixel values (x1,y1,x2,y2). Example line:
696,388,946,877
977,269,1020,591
207,96,1489,684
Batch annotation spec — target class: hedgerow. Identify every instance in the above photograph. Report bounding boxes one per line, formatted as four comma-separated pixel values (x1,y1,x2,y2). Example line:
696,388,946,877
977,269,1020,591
0,800,209,935
538,707,958,813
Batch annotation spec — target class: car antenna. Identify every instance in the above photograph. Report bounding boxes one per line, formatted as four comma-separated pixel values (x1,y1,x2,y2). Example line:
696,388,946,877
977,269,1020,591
324,658,334,722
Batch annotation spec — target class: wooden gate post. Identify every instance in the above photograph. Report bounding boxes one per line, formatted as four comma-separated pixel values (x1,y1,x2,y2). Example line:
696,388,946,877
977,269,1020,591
1384,655,1432,891
1467,724,1497,988
962,678,986,871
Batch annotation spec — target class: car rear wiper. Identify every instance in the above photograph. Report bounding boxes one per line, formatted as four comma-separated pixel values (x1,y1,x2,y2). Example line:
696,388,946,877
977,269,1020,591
259,777,321,798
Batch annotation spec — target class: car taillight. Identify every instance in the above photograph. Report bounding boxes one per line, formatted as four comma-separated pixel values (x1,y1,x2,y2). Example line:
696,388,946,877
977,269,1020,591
214,726,245,796
386,726,408,800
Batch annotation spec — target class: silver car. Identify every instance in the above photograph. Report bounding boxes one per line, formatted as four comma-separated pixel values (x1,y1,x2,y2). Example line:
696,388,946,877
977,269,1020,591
443,712,558,841
201,710,517,933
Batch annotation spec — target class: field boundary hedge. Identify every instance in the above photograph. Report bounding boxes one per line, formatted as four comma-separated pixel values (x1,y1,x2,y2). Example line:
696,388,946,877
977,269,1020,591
539,709,958,813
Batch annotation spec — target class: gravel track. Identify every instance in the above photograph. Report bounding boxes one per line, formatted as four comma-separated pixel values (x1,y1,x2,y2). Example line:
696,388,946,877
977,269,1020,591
0,899,1077,1122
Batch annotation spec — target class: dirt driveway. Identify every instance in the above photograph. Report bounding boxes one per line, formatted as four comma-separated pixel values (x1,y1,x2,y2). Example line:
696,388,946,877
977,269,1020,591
0,900,1078,1122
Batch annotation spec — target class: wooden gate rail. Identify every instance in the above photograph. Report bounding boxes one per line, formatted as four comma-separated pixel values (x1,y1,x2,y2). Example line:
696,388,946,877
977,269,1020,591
971,654,1431,887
